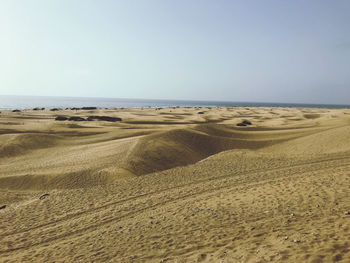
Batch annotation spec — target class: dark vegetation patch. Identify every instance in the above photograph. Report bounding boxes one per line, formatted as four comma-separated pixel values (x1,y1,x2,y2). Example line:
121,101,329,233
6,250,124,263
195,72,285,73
87,116,122,122
236,120,252,127
68,116,86,121
55,116,68,121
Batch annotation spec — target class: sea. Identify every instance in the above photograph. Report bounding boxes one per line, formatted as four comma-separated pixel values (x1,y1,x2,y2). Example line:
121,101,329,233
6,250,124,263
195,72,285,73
0,95,349,110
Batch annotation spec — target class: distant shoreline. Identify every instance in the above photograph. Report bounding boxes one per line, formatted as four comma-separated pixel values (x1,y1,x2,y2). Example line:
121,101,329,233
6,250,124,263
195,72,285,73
0,95,349,110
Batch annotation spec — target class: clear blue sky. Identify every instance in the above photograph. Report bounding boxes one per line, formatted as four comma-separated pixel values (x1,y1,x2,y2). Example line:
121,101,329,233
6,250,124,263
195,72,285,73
1,0,349,104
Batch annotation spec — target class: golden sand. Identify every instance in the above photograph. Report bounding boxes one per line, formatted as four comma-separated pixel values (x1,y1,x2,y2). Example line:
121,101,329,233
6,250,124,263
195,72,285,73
0,106,349,262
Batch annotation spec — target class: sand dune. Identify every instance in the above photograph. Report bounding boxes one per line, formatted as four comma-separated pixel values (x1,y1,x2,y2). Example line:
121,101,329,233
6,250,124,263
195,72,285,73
0,133,59,158
0,107,350,262
264,125,350,155
123,127,279,176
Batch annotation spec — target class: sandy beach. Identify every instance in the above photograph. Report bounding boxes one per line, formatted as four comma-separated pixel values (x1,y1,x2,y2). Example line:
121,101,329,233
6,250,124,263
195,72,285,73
0,106,349,262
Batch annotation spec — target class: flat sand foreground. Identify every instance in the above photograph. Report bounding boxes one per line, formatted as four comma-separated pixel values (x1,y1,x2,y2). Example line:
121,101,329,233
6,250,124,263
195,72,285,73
0,106,349,262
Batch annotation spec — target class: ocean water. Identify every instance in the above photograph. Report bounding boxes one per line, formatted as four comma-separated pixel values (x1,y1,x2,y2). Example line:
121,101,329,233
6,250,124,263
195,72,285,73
0,95,349,110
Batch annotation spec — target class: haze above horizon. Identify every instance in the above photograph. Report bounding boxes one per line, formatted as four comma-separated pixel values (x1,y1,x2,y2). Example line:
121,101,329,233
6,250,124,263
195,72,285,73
1,0,349,104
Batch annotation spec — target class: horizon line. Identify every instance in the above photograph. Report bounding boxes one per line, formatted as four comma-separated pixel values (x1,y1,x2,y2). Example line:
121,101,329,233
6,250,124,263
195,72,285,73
1,93,350,107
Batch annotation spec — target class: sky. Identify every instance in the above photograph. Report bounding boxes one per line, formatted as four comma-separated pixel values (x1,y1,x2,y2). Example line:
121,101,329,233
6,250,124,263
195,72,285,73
0,0,349,104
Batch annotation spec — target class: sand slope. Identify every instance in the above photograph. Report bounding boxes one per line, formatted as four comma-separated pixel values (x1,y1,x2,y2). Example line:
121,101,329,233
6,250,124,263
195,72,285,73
0,107,349,262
